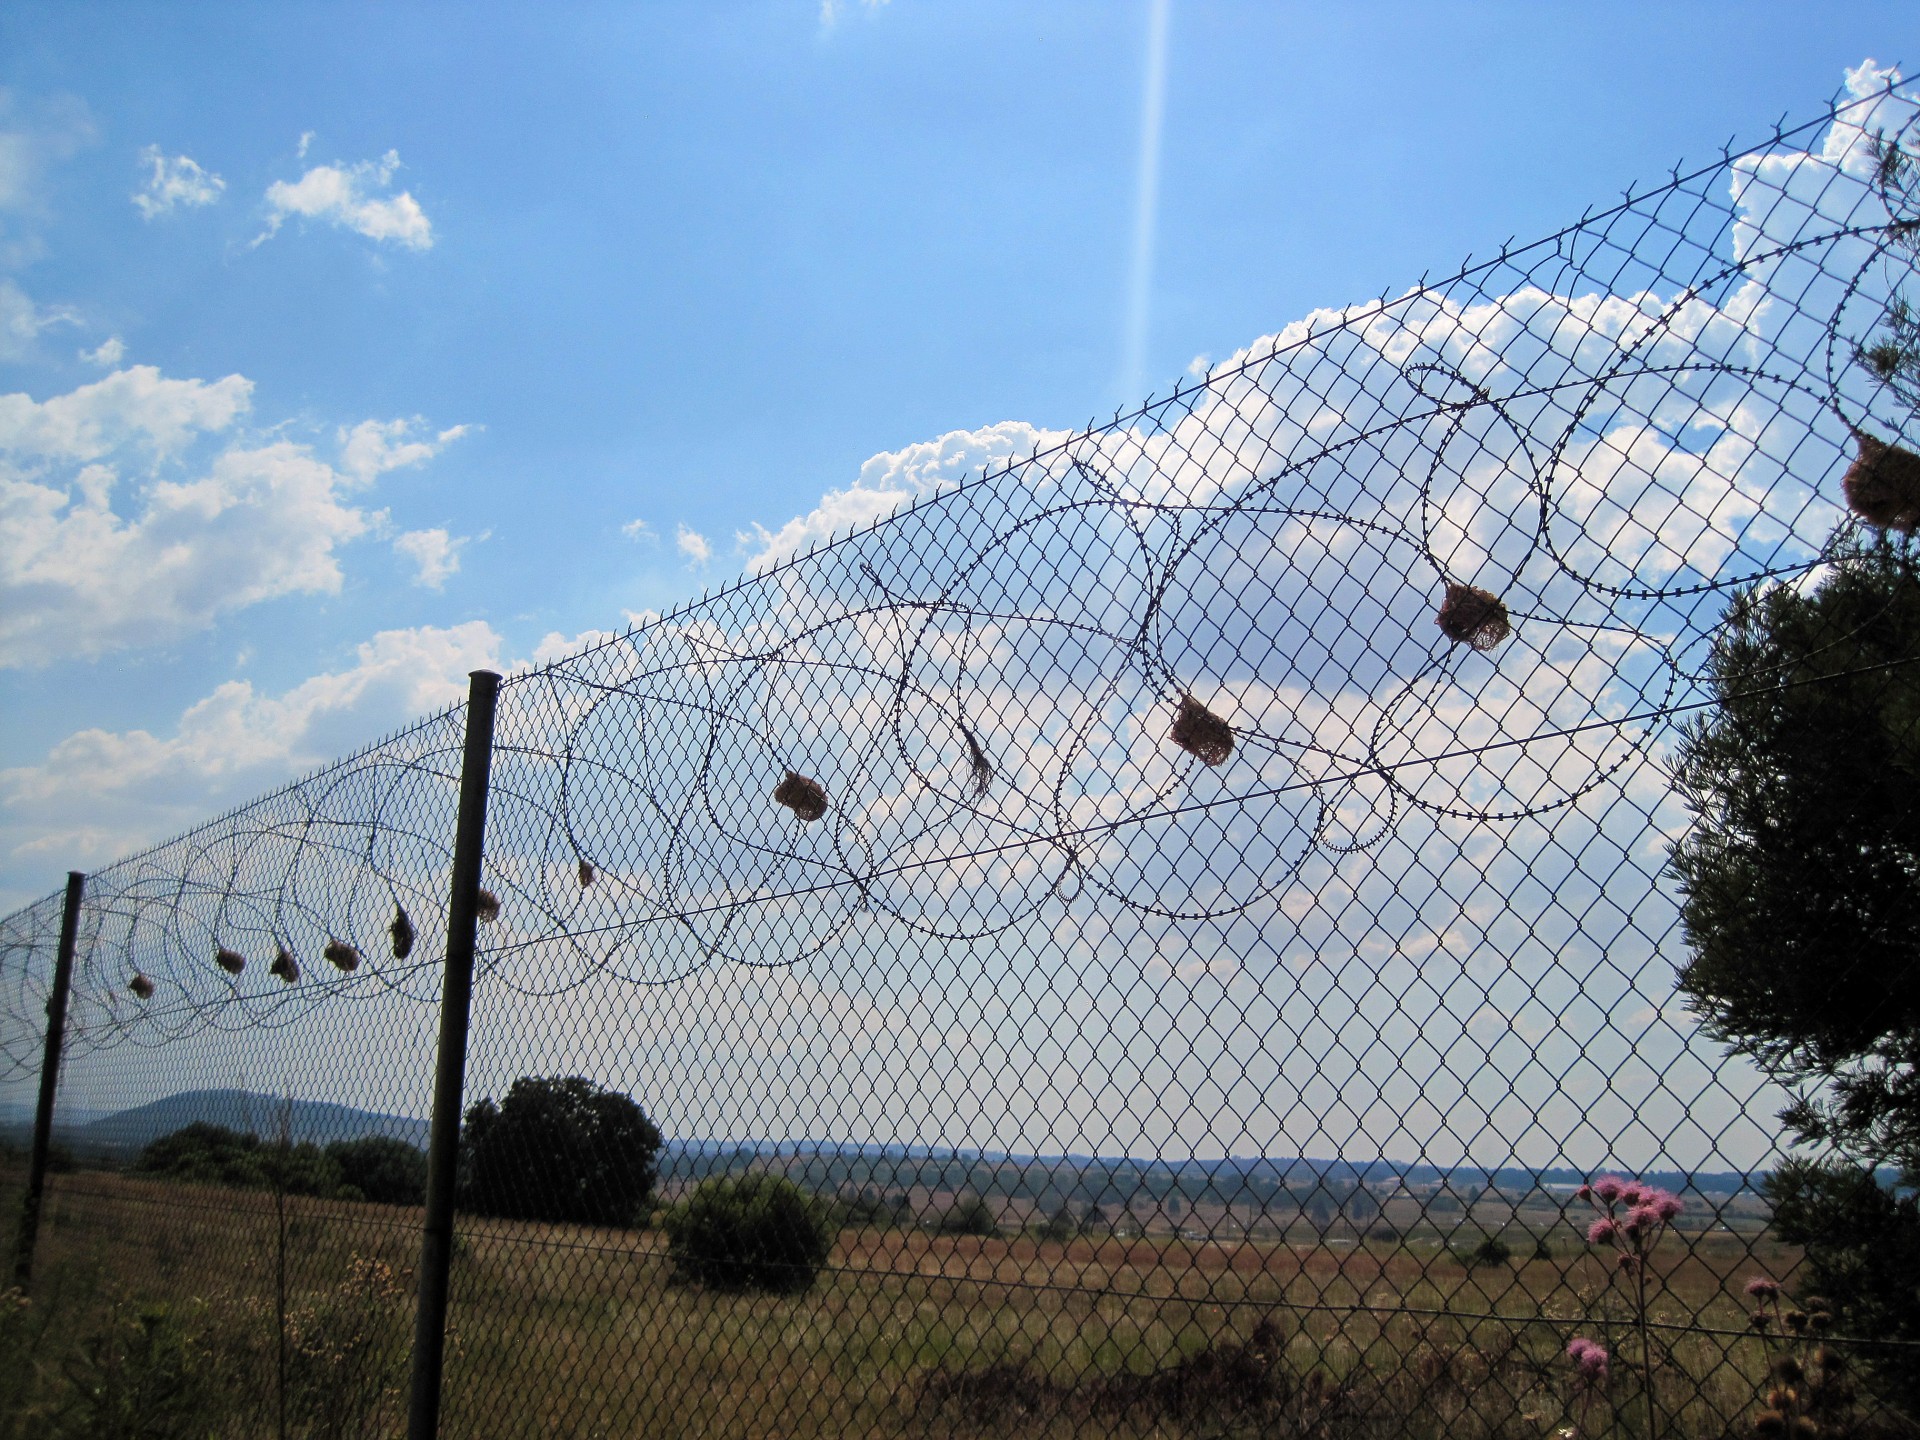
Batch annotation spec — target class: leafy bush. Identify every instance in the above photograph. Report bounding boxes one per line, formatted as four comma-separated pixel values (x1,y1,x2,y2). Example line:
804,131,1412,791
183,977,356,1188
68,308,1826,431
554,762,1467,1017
1035,1202,1078,1242
461,1075,661,1227
936,1194,999,1237
662,1173,834,1294
1767,1158,1920,1412
1,1284,52,1432
282,1255,413,1437
324,1136,426,1206
135,1123,340,1197
1454,1234,1512,1271
50,1302,217,1440
833,1189,909,1229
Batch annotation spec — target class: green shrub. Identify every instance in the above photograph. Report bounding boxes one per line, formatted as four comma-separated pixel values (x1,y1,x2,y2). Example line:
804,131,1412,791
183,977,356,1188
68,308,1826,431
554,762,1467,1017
134,1123,340,1197
1036,1203,1078,1242
324,1136,426,1206
834,1189,908,1229
50,1302,217,1440
936,1194,999,1238
461,1076,661,1227
283,1255,412,1438
662,1173,834,1294
1,1285,53,1433
1454,1234,1513,1271
1767,1158,1920,1412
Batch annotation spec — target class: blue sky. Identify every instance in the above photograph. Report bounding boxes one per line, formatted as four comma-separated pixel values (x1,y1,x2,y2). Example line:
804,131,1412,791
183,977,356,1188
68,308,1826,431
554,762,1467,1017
0,2,1913,912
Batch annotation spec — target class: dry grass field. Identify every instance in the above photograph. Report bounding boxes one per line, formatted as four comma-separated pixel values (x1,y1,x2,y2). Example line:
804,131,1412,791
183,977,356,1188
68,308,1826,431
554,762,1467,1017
5,1160,1879,1440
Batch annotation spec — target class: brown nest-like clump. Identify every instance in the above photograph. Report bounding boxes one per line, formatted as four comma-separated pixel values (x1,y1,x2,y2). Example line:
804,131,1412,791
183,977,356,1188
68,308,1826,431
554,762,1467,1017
1170,695,1234,766
390,906,415,959
1435,583,1512,651
958,720,995,798
129,973,155,1000
578,859,596,888
773,771,829,822
1842,430,1920,531
475,888,501,924
323,939,361,973
214,947,245,976
270,947,300,984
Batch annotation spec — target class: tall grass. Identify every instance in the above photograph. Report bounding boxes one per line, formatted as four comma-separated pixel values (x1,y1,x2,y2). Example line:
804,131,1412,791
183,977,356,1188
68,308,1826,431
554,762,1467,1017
3,1164,1907,1439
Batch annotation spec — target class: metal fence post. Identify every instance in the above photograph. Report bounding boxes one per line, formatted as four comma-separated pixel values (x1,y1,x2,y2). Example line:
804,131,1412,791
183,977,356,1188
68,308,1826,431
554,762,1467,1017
407,670,501,1440
12,870,84,1290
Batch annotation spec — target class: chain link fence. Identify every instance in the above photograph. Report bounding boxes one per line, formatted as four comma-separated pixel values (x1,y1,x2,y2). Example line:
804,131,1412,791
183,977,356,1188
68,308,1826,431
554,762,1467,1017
4,78,1919,1440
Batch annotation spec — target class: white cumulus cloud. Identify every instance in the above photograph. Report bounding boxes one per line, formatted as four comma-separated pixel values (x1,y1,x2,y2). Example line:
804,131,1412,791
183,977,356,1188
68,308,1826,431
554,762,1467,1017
0,364,251,460
738,420,1066,573
0,621,504,896
131,146,225,219
339,416,468,484
0,364,467,665
676,523,712,568
393,526,471,589
79,336,125,368
260,148,433,251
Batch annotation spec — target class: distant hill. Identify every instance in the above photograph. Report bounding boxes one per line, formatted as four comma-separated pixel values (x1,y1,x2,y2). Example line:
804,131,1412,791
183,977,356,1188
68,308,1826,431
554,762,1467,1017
657,1139,1770,1203
0,1100,113,1130
66,1089,428,1156
22,1094,1770,1196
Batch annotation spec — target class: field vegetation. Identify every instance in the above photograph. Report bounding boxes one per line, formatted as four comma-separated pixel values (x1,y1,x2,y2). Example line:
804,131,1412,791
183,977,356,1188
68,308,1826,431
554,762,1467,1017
7,1151,1911,1440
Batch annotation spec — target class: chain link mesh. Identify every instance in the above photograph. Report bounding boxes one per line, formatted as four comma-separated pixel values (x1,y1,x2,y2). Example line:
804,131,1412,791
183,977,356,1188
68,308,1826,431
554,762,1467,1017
4,81,1918,1439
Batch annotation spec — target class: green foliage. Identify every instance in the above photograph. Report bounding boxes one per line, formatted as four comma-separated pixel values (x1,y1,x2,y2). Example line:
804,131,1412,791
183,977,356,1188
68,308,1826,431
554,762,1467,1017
1,1286,53,1438
1856,131,1920,409
935,1194,999,1238
1035,1202,1078,1242
1668,534,1920,1170
280,1255,412,1439
460,1075,661,1228
323,1136,426,1206
832,1188,908,1229
1766,1158,1920,1412
1672,533,1920,1416
134,1123,340,1198
49,1302,216,1440
1453,1234,1512,1271
662,1173,834,1294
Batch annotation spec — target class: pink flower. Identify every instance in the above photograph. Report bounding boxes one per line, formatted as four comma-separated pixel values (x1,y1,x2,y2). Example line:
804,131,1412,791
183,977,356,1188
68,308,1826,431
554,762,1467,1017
1621,1182,1650,1206
1652,1191,1682,1222
1587,1218,1618,1245
1591,1176,1626,1204
1625,1203,1662,1235
1566,1337,1610,1383
1574,1184,1592,1201
1745,1276,1780,1299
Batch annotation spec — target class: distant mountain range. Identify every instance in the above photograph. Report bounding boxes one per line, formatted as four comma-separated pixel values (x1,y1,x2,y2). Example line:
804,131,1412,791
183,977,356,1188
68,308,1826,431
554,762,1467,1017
1,1089,1768,1196
51,1089,429,1156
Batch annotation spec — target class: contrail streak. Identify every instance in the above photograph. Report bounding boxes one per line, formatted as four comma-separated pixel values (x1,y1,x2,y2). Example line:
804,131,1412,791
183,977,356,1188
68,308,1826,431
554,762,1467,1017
1122,0,1172,406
